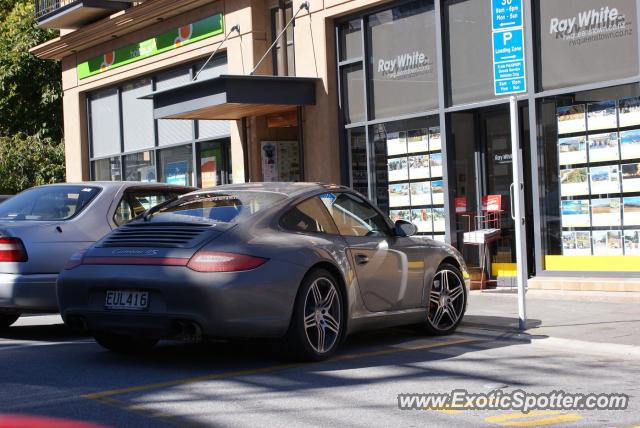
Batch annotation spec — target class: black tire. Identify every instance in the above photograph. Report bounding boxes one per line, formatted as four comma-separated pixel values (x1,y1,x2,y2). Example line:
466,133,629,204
285,268,344,362
0,313,20,329
93,331,158,353
423,263,467,336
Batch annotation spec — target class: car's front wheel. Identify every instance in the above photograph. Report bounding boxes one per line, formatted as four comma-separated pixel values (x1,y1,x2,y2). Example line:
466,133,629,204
286,268,344,361
93,331,158,353
424,263,467,335
0,313,20,329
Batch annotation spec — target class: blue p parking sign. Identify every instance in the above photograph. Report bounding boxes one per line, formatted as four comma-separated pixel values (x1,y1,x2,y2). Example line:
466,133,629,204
491,0,526,95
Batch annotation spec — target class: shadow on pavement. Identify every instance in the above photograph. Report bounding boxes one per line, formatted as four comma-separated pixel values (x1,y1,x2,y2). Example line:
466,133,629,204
0,316,552,428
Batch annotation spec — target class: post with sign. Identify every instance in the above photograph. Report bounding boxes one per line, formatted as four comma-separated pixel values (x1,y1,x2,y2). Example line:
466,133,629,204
492,0,528,330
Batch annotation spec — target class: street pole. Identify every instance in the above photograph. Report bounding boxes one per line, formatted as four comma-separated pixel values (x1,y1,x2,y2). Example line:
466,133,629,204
510,95,528,331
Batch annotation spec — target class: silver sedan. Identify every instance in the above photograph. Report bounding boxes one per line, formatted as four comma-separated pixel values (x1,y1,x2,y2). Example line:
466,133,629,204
0,182,193,328
57,183,469,361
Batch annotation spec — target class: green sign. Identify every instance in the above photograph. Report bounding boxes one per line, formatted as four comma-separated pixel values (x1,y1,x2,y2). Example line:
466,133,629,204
77,13,224,80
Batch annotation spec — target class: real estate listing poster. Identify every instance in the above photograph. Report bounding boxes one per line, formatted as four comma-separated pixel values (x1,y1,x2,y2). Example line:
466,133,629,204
618,97,640,128
409,181,432,206
588,133,619,163
411,208,433,233
389,209,411,223
432,208,446,232
560,168,589,197
592,230,623,256
388,183,410,207
387,157,409,182
589,165,620,195
562,232,591,255
622,163,640,192
431,180,444,205
428,127,441,152
557,104,586,135
558,136,587,166
561,199,590,228
620,129,640,160
624,229,640,255
408,155,430,180
429,153,443,178
386,131,407,156
407,129,428,153
587,100,618,131
591,198,621,227
623,196,640,226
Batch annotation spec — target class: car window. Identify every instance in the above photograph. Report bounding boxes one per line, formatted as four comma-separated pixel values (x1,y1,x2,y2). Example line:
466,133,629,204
147,191,287,224
321,192,390,237
281,197,339,234
114,190,181,226
114,199,134,226
0,186,100,221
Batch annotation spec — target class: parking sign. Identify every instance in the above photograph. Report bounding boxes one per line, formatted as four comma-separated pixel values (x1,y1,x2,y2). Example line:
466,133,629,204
491,0,526,95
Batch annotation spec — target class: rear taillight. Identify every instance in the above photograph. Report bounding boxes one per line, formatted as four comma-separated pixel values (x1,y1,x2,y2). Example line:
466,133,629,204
0,237,28,262
187,251,268,272
64,251,86,270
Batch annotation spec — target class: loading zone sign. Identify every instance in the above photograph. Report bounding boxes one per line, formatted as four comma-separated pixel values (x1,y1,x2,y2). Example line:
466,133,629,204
492,0,526,95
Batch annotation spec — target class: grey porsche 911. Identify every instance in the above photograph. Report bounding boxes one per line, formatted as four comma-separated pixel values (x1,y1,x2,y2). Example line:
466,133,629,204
57,183,469,361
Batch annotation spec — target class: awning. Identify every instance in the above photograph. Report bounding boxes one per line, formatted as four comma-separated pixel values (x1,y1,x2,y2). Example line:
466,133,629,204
140,74,318,121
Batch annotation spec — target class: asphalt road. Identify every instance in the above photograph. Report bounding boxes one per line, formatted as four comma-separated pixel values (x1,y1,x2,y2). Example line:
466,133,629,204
1,293,639,427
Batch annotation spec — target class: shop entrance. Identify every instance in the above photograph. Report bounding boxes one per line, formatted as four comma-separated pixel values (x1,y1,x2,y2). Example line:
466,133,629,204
448,104,533,287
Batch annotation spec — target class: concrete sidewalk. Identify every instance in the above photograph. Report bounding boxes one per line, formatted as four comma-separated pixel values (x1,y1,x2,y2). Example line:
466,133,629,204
463,290,640,347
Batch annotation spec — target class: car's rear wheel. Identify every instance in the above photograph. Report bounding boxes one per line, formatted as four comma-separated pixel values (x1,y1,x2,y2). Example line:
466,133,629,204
286,268,343,361
0,313,20,329
423,263,467,335
93,331,158,353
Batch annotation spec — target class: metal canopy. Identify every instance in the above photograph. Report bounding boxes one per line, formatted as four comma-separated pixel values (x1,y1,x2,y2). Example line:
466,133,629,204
141,74,318,121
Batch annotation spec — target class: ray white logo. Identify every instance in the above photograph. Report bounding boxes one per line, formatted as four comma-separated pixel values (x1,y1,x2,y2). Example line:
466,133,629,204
377,51,433,79
549,6,628,38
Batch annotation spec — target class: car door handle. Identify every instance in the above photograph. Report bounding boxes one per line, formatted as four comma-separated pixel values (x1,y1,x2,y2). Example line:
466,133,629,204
355,254,369,265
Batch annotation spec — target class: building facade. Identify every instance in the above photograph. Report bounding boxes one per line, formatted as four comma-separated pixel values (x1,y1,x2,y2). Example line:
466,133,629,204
32,0,640,290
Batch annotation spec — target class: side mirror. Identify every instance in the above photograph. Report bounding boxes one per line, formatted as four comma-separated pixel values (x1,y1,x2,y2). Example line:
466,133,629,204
394,219,418,237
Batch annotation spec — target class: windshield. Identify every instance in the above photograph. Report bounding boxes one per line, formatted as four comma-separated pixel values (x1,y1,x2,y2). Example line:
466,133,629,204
147,191,287,224
0,186,101,221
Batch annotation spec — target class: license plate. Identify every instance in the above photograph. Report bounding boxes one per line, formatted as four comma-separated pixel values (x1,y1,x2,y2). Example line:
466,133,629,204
105,290,149,310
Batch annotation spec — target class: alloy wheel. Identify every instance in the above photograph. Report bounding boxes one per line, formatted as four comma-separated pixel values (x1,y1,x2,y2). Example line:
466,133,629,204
428,269,465,330
303,277,341,354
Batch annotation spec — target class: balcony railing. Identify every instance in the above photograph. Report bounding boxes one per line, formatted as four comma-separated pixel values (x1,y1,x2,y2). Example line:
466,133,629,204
35,0,79,20
34,0,133,29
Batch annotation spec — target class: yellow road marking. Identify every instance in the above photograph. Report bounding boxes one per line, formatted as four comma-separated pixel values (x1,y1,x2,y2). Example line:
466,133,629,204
82,337,477,400
485,410,582,427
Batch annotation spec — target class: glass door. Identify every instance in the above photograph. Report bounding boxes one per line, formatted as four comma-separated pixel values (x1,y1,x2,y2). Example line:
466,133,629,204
479,109,516,278
449,105,531,286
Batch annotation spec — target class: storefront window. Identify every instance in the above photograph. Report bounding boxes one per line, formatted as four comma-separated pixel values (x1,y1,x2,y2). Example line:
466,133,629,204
339,19,362,61
367,0,438,119
538,83,640,270
156,68,193,146
158,145,194,186
368,117,444,240
445,0,494,105
198,141,231,188
121,78,154,152
341,65,365,124
536,0,639,92
89,88,120,159
123,151,156,182
92,157,121,181
348,128,368,197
